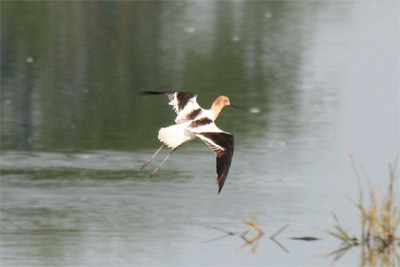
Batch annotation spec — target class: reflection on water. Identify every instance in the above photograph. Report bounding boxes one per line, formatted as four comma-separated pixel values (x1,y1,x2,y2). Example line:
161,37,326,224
1,1,398,266
1,1,319,151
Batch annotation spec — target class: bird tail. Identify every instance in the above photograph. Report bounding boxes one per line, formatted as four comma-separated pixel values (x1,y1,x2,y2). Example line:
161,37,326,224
158,123,194,149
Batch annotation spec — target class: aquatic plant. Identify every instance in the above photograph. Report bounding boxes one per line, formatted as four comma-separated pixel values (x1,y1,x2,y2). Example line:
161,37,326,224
204,214,265,252
239,214,265,253
325,152,400,265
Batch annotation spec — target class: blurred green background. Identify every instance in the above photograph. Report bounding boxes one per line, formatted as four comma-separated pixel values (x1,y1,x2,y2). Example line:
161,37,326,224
2,1,317,151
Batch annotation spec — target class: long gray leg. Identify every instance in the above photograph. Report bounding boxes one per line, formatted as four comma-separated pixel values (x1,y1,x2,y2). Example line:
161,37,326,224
150,148,176,177
141,144,165,170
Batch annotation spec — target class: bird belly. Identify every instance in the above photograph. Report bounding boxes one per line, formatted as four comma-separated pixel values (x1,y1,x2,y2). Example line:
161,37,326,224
158,122,196,149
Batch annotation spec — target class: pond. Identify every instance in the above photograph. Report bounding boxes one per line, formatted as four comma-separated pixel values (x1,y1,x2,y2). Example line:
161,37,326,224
1,1,398,266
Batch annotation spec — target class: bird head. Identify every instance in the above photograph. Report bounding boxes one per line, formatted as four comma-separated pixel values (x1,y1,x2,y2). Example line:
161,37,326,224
214,96,241,109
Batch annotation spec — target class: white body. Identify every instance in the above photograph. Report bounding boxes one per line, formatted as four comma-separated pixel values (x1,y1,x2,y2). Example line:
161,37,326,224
158,121,196,149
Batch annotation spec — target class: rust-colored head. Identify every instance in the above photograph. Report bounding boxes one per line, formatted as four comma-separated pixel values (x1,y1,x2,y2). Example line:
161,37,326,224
211,96,231,120
213,96,231,108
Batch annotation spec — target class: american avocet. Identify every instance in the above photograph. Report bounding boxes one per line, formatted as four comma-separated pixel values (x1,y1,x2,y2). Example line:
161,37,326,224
141,91,239,194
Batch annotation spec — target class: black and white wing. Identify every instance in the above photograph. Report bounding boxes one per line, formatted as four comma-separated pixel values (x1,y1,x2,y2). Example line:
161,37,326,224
191,123,234,194
141,91,202,123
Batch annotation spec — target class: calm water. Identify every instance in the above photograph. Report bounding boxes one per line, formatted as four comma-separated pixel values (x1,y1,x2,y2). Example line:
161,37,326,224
1,1,398,266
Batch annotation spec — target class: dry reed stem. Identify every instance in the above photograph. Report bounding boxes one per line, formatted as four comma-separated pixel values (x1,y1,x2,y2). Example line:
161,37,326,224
326,151,400,264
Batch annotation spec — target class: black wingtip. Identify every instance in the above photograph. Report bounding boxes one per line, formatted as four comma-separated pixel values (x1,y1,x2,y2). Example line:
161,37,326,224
139,91,165,96
217,184,223,194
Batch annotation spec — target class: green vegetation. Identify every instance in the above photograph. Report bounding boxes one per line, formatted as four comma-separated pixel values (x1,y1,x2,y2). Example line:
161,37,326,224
325,152,400,265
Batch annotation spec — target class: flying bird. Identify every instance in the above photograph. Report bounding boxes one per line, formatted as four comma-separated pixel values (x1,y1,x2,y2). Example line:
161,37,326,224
141,91,238,194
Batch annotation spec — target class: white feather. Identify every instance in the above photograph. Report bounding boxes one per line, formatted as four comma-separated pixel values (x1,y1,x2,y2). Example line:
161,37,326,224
158,121,195,149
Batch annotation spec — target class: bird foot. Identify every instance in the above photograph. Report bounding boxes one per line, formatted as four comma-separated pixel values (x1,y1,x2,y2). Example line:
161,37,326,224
150,168,160,177
141,161,150,170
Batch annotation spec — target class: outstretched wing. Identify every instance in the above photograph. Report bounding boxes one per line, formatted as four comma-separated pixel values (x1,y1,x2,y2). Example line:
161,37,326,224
141,91,202,123
194,128,234,194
